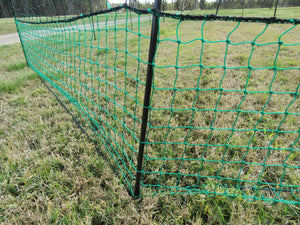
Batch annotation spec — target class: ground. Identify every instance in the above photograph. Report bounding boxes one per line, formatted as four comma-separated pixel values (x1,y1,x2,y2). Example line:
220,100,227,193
0,6,300,224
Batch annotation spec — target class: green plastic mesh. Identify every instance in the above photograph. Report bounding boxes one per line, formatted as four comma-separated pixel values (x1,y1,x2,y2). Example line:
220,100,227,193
13,4,299,204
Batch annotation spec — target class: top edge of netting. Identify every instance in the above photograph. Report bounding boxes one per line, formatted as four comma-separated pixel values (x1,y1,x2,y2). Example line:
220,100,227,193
13,4,300,25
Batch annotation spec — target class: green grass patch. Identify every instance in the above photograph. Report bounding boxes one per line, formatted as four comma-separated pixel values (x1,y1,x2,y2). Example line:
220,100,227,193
0,71,37,93
0,17,17,35
0,44,38,93
5,61,27,72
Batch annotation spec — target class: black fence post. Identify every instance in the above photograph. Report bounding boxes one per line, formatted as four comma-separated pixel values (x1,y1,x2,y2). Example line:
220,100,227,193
134,0,162,197
216,0,221,15
129,1,133,30
163,0,165,22
242,0,245,16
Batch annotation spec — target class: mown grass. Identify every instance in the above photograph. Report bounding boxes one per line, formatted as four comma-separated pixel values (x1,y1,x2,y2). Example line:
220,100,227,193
185,6,300,18
0,18,17,35
0,7,300,224
0,45,37,93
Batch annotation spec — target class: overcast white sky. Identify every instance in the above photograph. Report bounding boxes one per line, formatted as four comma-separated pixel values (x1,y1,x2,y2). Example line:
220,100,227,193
109,0,215,4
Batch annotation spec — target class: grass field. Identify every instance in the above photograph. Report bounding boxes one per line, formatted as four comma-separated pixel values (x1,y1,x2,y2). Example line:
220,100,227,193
0,18,17,35
0,7,300,224
186,6,300,18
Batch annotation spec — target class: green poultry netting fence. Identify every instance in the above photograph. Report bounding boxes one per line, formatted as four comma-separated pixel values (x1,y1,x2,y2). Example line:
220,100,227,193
10,0,300,204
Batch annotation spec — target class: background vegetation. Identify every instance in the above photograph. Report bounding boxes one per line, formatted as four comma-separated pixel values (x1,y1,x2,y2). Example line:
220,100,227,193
1,0,300,18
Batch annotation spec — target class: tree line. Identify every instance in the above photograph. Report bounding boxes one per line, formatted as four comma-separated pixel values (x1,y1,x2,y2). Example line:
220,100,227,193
0,0,299,18
0,0,107,18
